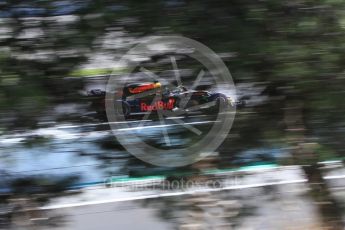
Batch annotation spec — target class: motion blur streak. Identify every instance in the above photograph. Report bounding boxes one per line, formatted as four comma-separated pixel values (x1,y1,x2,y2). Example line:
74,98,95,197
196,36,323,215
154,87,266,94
1,0,345,229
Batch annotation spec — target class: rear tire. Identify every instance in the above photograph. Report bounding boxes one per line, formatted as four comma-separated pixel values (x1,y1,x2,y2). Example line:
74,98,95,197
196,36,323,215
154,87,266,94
116,101,130,117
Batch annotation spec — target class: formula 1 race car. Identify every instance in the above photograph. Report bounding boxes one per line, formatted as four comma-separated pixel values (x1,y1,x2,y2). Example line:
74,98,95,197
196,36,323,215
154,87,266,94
88,81,229,117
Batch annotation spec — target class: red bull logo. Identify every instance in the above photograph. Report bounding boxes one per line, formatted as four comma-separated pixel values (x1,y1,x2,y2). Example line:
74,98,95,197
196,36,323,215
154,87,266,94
141,99,175,111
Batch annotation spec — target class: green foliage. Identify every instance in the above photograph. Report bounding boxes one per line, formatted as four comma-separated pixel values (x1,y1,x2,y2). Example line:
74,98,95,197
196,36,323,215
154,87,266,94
1,0,345,158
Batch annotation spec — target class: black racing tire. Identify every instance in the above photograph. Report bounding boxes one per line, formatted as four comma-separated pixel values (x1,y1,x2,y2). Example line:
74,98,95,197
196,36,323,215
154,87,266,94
205,97,227,114
185,99,199,108
216,96,228,112
116,101,131,117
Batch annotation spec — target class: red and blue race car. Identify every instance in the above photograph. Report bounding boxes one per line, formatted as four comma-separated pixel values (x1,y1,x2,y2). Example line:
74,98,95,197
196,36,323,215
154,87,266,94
88,82,229,117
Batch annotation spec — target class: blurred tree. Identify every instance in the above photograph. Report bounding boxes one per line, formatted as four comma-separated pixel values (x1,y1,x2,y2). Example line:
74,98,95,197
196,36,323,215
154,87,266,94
1,0,345,228
0,0,124,129
0,172,79,228
0,1,118,228
115,0,345,228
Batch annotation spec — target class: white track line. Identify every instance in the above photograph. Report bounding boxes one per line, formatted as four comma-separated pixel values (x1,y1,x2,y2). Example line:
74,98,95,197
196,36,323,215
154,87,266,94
117,120,216,131
41,178,308,210
37,163,344,210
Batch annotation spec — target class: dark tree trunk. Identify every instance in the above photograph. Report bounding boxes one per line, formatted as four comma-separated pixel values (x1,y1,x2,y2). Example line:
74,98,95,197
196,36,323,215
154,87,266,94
285,99,344,229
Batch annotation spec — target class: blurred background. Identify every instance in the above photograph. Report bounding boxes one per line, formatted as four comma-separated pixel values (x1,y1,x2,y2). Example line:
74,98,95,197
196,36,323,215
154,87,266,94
1,0,345,229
